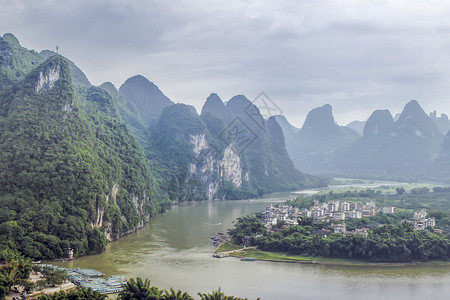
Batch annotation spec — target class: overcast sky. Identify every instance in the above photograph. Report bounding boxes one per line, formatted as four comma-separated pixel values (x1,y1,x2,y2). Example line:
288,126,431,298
2,0,450,126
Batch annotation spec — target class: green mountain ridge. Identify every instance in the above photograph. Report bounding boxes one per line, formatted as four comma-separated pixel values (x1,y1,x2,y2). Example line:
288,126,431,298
0,40,170,259
0,33,44,89
119,75,174,129
40,49,91,87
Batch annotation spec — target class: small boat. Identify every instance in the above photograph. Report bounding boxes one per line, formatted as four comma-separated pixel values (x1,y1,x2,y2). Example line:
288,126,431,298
240,257,257,261
213,253,229,258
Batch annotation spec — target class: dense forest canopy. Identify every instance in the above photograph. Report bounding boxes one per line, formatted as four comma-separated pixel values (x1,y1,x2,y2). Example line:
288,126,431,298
0,35,170,259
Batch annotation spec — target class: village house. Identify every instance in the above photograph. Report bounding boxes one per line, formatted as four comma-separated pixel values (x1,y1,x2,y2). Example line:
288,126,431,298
331,223,346,234
414,209,427,220
412,209,436,230
382,206,397,214
413,217,436,230
347,227,369,238
261,200,398,233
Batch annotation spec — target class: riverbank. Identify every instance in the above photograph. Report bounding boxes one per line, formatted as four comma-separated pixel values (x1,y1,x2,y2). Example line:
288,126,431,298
217,245,450,267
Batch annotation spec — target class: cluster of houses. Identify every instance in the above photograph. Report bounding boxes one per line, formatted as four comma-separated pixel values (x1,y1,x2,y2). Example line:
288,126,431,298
261,202,438,235
412,209,436,230
261,200,397,228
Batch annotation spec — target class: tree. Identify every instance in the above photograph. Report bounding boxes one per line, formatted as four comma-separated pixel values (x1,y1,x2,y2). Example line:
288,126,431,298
0,249,32,298
38,287,107,299
197,288,257,300
0,273,10,299
20,279,36,294
118,277,163,300
395,187,405,195
44,269,68,287
36,279,47,290
162,288,194,300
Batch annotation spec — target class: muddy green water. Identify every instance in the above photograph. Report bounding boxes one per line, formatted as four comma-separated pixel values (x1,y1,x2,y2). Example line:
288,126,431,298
55,191,450,300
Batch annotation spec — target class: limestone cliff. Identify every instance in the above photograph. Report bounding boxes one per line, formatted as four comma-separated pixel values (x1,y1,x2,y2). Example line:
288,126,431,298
187,133,244,200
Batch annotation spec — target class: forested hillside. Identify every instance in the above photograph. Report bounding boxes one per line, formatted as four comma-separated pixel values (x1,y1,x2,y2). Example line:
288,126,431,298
0,34,170,259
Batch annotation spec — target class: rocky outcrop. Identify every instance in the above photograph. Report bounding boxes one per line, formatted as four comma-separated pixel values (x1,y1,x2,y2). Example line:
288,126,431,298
188,134,244,200
35,64,60,93
222,143,242,187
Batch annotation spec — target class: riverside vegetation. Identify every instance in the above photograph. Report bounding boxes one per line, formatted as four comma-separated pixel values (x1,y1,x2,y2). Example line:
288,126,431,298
227,186,450,263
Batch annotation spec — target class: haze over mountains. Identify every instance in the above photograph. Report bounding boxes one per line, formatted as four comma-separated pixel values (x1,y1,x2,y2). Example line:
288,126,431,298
278,99,450,182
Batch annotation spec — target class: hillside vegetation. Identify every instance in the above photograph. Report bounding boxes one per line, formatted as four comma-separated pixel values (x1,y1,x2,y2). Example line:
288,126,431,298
0,35,170,259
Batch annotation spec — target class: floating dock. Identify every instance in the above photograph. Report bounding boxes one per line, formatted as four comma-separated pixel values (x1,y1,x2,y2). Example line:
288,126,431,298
41,265,126,294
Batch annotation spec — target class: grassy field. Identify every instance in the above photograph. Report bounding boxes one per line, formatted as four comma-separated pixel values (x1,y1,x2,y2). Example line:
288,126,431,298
319,182,438,196
215,241,243,252
232,248,314,262
230,248,450,266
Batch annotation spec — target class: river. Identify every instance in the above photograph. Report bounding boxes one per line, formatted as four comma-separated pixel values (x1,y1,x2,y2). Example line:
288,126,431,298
54,189,450,300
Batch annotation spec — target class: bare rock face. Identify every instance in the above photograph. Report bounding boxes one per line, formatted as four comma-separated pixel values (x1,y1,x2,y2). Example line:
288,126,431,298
188,133,244,200
36,64,60,93
222,143,242,187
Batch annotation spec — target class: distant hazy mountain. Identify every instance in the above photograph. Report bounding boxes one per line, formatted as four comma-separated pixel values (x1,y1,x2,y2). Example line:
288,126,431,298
346,120,365,136
272,115,302,163
273,115,300,134
119,75,174,128
298,104,359,151
274,99,450,181
430,110,450,135
430,132,450,182
396,100,442,138
363,109,395,137
328,100,444,178
280,104,359,172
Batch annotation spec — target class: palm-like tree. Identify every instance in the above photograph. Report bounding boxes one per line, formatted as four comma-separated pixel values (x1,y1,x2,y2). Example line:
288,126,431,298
119,277,163,300
37,287,107,299
162,287,194,300
197,287,253,300
0,259,19,296
0,272,11,299
76,287,108,300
